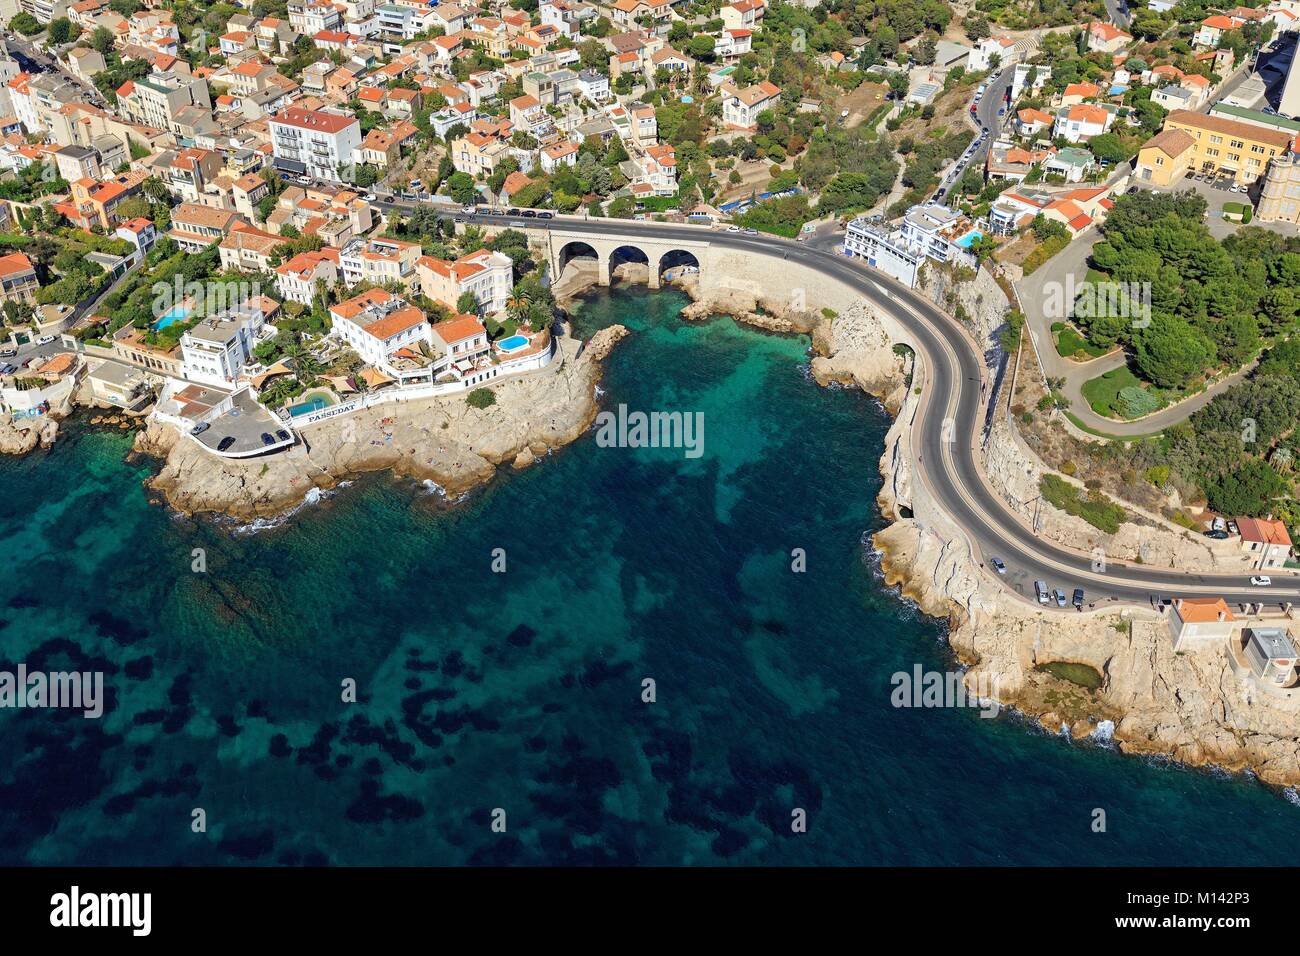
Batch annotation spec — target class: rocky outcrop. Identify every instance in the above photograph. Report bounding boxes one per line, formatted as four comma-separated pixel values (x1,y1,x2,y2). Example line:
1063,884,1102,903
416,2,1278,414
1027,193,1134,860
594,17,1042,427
135,328,627,520
950,604,1300,785
0,413,57,455
809,301,908,408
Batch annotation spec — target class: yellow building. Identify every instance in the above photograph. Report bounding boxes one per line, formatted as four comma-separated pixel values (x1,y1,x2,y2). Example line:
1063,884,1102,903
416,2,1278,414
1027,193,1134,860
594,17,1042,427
1135,110,1294,187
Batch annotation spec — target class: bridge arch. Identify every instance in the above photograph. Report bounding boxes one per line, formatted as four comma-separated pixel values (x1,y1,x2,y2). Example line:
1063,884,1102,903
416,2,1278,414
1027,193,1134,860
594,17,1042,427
656,249,701,287
608,244,651,285
557,240,599,278
546,230,710,290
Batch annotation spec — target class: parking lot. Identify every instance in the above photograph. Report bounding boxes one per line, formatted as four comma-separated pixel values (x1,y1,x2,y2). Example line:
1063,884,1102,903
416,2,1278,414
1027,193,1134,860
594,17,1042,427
1135,171,1298,239
191,388,294,458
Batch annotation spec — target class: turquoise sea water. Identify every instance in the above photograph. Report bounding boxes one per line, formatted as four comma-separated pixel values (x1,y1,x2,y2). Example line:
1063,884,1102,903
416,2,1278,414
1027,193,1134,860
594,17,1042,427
4,285,1300,865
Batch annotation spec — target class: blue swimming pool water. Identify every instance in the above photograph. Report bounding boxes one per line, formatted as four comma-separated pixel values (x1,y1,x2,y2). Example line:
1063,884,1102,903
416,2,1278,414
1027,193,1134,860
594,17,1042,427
153,305,190,331
956,230,983,249
497,334,529,352
288,394,331,417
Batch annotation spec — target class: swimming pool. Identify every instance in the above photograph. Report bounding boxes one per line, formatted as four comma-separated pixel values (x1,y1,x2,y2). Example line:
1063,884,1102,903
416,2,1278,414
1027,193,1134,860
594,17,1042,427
496,335,529,353
287,393,333,417
153,305,190,331
955,230,983,249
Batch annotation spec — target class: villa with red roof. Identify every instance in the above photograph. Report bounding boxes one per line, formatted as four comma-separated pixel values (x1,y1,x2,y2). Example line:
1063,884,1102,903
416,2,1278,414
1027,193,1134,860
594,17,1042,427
417,248,514,314
1236,517,1294,569
328,288,432,370
1087,21,1132,53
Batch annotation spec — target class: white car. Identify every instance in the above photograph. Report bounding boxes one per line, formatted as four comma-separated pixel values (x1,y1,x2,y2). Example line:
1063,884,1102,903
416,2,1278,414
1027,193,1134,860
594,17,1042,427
726,225,741,232
34,334,55,345
1250,576,1272,586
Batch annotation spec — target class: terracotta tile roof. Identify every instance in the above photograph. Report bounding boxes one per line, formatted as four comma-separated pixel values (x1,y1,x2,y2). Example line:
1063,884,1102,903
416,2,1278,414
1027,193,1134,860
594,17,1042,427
1175,597,1234,623
1236,517,1293,547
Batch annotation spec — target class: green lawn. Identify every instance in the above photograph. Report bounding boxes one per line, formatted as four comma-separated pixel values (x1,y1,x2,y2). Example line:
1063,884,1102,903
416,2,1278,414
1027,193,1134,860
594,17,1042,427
1080,365,1163,419
1052,322,1110,361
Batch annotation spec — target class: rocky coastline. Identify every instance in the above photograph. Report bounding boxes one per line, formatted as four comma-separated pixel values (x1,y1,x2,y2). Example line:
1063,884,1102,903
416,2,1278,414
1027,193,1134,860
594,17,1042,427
132,326,627,520
11,259,1300,786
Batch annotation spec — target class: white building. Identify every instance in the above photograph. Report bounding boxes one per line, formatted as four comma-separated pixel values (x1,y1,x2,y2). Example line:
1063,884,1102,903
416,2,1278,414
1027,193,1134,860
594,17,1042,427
1052,103,1115,144
844,202,980,288
269,107,362,182
720,80,781,131
328,288,432,369
339,235,421,289
968,35,1019,73
274,248,341,305
180,305,269,386
1244,627,1298,687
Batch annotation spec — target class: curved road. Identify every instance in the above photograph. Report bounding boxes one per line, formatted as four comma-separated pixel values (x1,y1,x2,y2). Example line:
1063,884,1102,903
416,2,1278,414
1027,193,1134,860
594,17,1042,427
380,198,1300,612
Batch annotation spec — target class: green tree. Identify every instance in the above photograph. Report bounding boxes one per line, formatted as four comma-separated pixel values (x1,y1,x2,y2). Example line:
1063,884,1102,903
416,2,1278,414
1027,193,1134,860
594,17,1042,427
1134,317,1215,389
447,171,478,204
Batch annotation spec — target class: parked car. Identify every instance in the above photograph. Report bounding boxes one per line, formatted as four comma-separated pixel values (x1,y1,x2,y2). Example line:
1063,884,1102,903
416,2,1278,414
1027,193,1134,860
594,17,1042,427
1072,588,1084,609
409,179,423,192
362,193,376,202
461,205,476,214
34,334,54,345
1035,580,1050,604
190,422,210,436
1204,529,1230,539
538,211,554,219
743,228,758,236
260,432,275,446
0,363,15,375
507,207,521,216
990,557,1006,574
0,347,15,357
1053,588,1067,608
217,436,236,452
1250,575,1273,586
726,225,741,233
521,209,537,217
276,429,290,442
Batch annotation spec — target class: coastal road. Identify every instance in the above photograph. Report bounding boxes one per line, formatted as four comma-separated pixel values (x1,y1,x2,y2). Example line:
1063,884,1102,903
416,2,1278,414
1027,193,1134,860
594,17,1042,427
378,198,1300,612
951,67,1011,190
1102,0,1130,31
